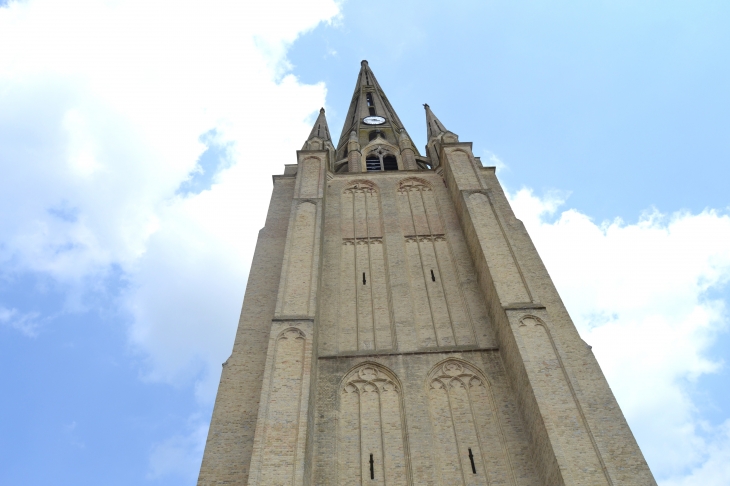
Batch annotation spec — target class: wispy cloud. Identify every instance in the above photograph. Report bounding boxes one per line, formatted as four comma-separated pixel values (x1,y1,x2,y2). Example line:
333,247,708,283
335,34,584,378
0,306,41,336
0,0,338,370
482,150,508,174
0,0,340,479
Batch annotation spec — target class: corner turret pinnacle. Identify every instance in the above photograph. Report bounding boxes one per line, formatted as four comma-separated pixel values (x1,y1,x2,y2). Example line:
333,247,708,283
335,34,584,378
304,107,331,147
424,103,454,140
302,107,335,169
423,104,459,168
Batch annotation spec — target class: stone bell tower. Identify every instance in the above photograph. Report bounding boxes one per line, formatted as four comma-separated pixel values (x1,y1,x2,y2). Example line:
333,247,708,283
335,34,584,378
197,61,656,486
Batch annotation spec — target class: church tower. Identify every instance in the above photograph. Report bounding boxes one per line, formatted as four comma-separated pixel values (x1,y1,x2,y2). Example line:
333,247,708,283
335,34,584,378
197,61,656,486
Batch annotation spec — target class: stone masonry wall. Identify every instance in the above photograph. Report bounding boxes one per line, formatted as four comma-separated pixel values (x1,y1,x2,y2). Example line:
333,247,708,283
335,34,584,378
438,142,656,485
199,142,655,485
197,173,295,486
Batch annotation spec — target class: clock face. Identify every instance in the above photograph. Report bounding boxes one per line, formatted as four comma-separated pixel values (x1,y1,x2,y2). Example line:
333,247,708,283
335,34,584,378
363,116,386,125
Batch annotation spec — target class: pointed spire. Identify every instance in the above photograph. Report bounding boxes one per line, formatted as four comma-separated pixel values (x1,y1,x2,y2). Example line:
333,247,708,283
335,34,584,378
423,104,458,169
302,107,333,152
424,103,449,140
306,107,330,142
335,61,419,160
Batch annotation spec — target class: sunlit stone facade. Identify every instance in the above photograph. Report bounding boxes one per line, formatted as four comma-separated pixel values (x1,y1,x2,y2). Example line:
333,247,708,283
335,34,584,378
197,61,656,485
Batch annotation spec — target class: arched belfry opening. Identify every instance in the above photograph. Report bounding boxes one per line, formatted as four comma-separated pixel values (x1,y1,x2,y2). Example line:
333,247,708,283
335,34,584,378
365,146,399,171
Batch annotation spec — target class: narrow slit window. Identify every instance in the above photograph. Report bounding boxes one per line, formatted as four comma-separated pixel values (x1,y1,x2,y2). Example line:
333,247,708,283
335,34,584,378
468,448,476,474
431,269,436,282
363,272,367,285
369,454,374,480
369,106,377,116
366,93,374,107
317,124,320,137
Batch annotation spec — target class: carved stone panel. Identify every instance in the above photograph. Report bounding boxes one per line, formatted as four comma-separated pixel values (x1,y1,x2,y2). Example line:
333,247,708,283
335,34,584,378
338,182,394,352
426,359,517,486
397,178,480,348
337,363,409,486
248,323,313,486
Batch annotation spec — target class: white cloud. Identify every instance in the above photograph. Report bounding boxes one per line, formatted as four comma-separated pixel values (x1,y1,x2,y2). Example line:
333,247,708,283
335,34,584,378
482,149,508,174
0,0,339,478
0,0,338,368
662,420,730,486
0,306,41,336
509,188,730,483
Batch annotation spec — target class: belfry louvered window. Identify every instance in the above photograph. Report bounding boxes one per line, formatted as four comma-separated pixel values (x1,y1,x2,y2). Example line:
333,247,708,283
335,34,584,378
366,148,398,171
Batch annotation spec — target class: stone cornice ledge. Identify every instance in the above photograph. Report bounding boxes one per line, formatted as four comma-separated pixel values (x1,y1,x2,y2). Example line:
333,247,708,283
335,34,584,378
319,345,499,360
272,174,296,183
503,302,546,311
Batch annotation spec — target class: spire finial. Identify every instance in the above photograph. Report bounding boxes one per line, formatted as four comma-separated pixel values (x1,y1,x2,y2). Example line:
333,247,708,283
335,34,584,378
361,60,368,66
320,107,325,114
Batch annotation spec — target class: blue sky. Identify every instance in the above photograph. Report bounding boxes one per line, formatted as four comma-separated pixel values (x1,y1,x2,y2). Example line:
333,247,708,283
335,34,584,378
1,1,729,484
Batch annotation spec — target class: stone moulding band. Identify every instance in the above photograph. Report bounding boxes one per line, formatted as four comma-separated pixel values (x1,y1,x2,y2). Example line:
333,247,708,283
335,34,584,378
504,303,546,310
318,346,499,360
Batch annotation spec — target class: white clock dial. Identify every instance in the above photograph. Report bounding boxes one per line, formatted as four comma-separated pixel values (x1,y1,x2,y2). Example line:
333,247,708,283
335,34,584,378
363,116,386,125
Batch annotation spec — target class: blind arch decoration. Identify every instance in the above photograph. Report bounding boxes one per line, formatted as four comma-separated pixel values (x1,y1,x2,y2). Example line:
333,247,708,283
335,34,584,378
338,181,395,352
426,358,517,486
397,177,479,348
337,362,410,486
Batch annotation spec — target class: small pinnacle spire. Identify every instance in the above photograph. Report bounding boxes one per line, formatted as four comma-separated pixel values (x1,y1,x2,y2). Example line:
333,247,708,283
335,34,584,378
424,103,449,140
305,107,331,144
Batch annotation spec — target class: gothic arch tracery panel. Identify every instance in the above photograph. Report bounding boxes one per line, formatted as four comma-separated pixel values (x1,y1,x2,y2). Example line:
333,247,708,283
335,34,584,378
279,201,317,316
397,178,477,348
517,315,607,483
426,359,516,486
339,181,394,352
250,327,309,486
337,363,409,486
